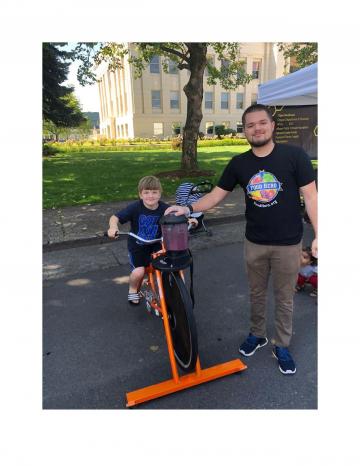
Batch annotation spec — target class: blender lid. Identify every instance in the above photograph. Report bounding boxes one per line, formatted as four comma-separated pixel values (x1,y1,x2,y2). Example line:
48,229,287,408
159,214,188,225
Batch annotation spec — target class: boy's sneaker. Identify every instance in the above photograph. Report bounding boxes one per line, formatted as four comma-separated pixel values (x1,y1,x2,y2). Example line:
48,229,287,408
239,333,268,356
309,289,317,297
272,346,296,375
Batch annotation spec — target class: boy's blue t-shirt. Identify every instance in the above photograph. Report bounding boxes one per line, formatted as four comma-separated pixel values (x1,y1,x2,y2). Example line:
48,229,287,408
115,200,169,251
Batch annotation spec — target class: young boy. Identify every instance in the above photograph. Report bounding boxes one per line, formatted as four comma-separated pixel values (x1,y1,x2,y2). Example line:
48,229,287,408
107,176,168,305
108,176,197,305
296,246,318,297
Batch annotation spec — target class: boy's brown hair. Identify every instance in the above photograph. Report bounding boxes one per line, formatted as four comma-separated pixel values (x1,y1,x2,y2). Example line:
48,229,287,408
138,175,162,193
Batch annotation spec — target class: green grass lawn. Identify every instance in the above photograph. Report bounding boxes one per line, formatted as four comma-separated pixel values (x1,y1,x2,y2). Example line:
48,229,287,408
43,145,250,209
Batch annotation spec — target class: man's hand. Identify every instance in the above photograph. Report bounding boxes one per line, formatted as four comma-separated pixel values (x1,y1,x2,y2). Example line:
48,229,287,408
311,238,318,259
107,227,119,239
164,205,189,217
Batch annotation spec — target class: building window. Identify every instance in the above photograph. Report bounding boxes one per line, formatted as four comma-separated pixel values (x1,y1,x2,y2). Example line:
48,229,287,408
153,122,163,136
172,122,181,135
236,122,243,133
236,59,247,79
152,90,161,109
170,91,179,109
252,60,261,79
168,59,178,74
221,59,230,69
206,121,214,135
221,92,229,109
251,93,257,105
204,56,214,76
205,92,213,110
236,93,244,109
150,56,160,74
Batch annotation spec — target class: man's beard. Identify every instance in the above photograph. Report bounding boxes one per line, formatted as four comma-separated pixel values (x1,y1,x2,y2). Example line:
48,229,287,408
249,136,273,148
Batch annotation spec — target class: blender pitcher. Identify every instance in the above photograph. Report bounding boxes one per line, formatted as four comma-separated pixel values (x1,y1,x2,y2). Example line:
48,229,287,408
159,214,189,254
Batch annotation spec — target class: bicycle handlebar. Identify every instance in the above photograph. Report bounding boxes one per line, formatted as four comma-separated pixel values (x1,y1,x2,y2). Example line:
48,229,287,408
104,231,162,244
105,223,194,244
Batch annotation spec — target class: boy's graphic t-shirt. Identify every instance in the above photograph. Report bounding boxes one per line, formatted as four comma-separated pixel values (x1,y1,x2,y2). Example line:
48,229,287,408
115,200,169,251
217,144,316,245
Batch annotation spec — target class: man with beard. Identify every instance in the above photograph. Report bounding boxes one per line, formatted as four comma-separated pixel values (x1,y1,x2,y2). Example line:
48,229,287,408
165,104,318,375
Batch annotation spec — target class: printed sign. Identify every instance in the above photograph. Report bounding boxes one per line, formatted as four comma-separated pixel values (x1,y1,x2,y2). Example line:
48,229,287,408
269,105,318,159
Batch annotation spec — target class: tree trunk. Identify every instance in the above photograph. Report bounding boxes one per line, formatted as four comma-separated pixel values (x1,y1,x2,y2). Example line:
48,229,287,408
182,44,207,172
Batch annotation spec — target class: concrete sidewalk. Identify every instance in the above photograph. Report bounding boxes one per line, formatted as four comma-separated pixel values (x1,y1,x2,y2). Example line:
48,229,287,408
43,188,246,251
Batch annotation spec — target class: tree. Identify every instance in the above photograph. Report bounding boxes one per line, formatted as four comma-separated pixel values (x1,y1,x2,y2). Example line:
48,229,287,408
277,42,318,70
43,43,86,128
72,42,254,172
76,118,93,139
42,92,86,141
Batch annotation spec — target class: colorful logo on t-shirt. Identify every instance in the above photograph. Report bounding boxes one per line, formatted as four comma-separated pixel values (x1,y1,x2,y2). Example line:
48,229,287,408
138,214,159,240
246,170,282,203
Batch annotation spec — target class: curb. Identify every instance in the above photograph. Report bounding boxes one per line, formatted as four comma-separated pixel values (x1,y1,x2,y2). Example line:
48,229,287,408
43,214,246,253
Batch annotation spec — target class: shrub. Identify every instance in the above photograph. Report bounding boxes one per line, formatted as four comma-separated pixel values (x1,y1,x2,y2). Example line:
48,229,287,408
172,137,182,151
43,143,59,156
45,137,249,153
225,128,237,137
198,138,249,147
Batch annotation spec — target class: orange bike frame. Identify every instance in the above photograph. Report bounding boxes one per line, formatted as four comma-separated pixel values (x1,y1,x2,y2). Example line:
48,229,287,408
125,245,247,407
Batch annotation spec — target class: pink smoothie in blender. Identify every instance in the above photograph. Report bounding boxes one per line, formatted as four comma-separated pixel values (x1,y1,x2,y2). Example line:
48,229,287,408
160,214,189,253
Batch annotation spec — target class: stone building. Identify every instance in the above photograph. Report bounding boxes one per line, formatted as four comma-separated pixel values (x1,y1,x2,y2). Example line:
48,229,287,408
96,43,288,139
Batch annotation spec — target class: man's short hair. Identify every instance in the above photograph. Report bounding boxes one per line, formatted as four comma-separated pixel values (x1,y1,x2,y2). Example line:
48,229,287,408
138,175,162,193
242,104,274,127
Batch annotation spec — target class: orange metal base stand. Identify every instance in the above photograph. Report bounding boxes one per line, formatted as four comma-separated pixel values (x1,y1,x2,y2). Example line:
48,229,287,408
126,357,247,407
125,268,247,407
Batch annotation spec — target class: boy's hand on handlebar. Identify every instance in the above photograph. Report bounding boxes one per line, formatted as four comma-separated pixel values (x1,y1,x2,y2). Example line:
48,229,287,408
107,227,119,238
164,205,189,216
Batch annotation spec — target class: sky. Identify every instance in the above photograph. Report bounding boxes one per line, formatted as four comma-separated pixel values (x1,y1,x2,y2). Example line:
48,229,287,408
62,43,100,113
65,60,100,112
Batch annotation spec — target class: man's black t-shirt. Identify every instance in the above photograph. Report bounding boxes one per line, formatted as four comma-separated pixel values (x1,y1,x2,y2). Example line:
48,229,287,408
115,200,169,252
217,143,316,245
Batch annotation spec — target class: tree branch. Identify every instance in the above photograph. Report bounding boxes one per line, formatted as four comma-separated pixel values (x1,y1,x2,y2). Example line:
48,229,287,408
140,42,189,63
158,44,189,63
178,63,190,70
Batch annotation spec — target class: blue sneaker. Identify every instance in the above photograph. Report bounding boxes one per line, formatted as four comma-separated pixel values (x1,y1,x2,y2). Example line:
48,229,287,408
272,346,296,374
239,333,268,356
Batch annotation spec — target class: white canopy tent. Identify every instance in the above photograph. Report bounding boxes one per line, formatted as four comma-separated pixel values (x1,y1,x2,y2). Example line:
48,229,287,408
258,63,317,106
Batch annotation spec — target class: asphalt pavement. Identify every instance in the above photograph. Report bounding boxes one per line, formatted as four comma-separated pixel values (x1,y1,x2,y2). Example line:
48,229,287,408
43,218,317,409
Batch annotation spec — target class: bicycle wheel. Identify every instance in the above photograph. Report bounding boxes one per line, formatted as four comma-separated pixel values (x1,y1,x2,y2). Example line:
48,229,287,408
161,271,198,373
